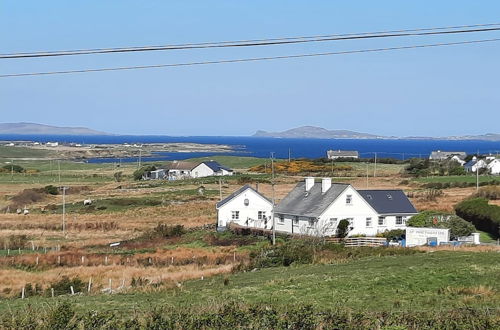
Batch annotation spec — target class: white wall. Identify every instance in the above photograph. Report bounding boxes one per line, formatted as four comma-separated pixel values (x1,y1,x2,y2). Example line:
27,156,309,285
217,188,273,228
488,160,500,175
192,163,214,178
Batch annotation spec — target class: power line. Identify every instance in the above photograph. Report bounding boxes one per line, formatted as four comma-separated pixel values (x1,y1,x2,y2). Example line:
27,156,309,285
2,23,500,59
1,37,499,78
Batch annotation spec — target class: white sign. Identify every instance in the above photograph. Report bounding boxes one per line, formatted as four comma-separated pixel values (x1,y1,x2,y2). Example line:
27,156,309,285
406,227,450,247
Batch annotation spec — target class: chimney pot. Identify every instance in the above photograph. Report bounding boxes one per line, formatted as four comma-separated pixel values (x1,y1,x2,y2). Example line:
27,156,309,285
321,178,332,193
305,177,315,191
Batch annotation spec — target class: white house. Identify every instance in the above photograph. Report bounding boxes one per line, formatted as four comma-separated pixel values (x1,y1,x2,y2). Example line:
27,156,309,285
166,161,197,180
464,157,487,173
273,178,417,237
216,185,273,230
429,150,467,161
486,158,500,175
326,150,359,159
191,161,234,178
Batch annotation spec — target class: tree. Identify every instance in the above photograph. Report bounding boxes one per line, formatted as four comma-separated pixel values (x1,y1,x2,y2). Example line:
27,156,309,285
2,164,25,173
133,165,156,181
336,219,350,238
407,211,475,240
113,171,123,182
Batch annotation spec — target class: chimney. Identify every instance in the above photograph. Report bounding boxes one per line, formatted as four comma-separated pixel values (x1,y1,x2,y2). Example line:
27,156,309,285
255,182,259,192
321,178,332,193
305,177,315,192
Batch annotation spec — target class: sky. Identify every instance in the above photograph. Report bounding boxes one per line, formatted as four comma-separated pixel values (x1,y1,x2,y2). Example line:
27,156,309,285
1,1,500,137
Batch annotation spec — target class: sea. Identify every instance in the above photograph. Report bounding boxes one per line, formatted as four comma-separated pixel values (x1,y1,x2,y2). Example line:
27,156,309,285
1,135,499,163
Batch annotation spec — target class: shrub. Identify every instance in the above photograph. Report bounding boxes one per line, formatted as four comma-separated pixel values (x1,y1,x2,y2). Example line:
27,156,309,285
49,276,85,296
473,186,500,200
2,164,25,173
0,235,29,249
455,198,500,238
43,185,59,195
336,219,350,238
407,211,475,240
380,229,405,240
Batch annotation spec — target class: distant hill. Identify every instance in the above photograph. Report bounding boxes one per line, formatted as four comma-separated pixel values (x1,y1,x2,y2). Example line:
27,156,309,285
253,126,386,139
0,122,109,135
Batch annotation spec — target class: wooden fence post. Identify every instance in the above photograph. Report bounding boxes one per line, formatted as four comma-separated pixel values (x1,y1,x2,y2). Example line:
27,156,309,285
21,287,25,299
57,255,61,265
105,256,108,265
51,288,54,298
70,286,74,295
36,256,39,266
88,278,92,293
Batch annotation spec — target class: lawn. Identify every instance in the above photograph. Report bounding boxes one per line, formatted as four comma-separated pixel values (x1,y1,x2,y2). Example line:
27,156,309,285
2,251,498,314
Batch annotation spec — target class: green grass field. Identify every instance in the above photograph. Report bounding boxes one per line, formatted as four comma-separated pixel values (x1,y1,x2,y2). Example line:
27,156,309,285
184,156,270,169
2,251,498,314
0,146,54,159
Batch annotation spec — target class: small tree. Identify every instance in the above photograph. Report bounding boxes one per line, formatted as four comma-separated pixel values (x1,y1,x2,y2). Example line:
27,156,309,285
113,171,123,182
336,219,350,238
407,211,475,240
2,164,25,173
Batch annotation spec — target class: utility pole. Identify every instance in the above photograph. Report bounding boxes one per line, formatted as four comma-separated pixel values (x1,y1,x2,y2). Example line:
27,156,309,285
60,186,68,237
270,152,276,245
10,159,14,182
58,160,61,183
138,149,142,168
366,162,369,188
476,149,480,192
219,178,222,200
373,152,377,177
288,148,291,163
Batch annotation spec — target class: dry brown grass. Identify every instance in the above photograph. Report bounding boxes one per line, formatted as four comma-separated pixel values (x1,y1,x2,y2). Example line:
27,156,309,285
417,245,500,252
0,264,233,297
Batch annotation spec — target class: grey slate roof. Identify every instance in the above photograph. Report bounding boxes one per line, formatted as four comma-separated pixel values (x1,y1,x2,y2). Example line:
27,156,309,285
216,185,271,209
357,190,417,215
429,151,466,160
167,161,197,171
274,182,349,218
203,161,233,172
327,150,359,158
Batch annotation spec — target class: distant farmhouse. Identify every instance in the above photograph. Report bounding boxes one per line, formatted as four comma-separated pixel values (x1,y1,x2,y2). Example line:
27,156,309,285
143,160,234,180
429,150,467,163
326,149,359,159
217,177,417,237
464,156,500,174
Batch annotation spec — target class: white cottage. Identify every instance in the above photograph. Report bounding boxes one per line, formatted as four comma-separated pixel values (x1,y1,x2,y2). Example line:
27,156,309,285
191,161,234,178
272,177,417,237
487,159,500,175
216,185,273,231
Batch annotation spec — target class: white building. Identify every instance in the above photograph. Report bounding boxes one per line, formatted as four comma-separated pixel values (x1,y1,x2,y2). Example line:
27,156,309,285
216,185,273,230
327,150,359,159
464,157,487,173
487,159,500,175
273,178,417,237
191,161,234,178
429,150,467,161
166,161,197,180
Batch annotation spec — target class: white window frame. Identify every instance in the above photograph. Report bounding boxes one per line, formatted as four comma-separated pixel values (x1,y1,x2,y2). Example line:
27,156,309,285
293,216,299,225
346,194,352,205
278,215,285,224
231,211,240,220
366,217,372,227
308,218,315,228
258,211,266,220
378,216,385,226
396,216,404,225
329,218,337,227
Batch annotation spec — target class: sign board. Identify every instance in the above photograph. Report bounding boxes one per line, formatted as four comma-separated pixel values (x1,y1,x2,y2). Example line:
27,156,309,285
405,227,450,247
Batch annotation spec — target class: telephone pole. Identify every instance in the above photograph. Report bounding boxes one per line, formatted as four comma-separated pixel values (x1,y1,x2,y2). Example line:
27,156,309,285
373,152,377,177
60,186,68,237
270,152,276,245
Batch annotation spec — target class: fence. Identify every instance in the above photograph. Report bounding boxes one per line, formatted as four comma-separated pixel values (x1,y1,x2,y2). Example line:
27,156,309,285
343,237,387,247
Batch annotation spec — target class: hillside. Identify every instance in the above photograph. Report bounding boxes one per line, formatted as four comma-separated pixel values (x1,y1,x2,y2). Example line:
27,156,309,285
253,126,384,139
0,122,109,135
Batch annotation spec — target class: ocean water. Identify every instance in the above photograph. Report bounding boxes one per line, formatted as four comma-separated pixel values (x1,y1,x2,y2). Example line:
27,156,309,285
1,134,499,163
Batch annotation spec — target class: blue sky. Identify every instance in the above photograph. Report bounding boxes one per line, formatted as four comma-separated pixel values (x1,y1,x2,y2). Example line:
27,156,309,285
1,1,500,136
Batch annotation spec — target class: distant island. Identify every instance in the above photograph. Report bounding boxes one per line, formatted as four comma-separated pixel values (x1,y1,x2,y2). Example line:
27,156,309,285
0,122,109,135
253,126,500,141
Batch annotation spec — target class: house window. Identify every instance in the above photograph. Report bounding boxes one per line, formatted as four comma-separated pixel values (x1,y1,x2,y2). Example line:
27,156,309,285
329,218,337,227
366,217,372,227
378,216,385,226
396,216,404,225
293,216,299,225
387,194,393,200
308,218,315,227
258,211,266,220
346,195,352,204
231,211,239,220
278,215,285,224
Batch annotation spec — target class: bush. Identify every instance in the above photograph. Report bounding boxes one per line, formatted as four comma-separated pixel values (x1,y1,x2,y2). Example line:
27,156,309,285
49,276,85,296
2,164,25,173
336,219,350,238
133,165,156,181
473,186,500,200
407,211,475,240
455,198,500,238
0,235,29,249
43,185,59,195
380,229,405,240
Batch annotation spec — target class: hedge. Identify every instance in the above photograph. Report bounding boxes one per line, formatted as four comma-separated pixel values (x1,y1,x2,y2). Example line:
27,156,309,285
454,198,500,238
